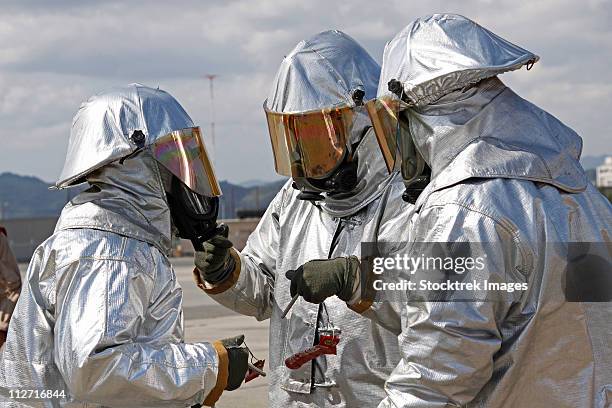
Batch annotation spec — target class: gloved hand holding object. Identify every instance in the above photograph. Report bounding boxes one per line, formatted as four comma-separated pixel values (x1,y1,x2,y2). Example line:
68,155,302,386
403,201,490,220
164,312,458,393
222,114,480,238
191,335,265,408
194,224,235,284
285,256,360,304
217,335,249,391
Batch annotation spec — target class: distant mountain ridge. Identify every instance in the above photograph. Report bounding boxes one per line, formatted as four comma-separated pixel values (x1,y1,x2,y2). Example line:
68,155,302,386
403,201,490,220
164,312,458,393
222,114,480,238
0,172,286,220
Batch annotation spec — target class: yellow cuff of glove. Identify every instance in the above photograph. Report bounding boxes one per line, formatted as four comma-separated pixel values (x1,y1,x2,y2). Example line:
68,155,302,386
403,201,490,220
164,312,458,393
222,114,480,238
203,340,229,406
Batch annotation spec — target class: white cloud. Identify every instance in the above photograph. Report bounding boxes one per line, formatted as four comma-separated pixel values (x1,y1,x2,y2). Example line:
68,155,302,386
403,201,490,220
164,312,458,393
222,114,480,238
0,0,610,183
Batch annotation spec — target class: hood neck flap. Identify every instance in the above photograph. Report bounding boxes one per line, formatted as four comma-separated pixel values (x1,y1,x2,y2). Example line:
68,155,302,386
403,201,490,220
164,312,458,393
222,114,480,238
56,152,173,254
409,77,588,211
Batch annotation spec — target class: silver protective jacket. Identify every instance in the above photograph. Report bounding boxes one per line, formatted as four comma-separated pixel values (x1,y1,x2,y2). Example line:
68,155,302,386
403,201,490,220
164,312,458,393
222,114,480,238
0,88,223,407
202,30,413,407
377,15,612,408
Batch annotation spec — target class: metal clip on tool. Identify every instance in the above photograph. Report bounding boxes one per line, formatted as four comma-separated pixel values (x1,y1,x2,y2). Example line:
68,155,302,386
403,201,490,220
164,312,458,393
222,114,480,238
244,341,267,383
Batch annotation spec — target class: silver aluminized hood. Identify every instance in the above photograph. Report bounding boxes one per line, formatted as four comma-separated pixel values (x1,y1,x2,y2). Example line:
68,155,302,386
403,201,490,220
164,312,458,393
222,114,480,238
376,14,587,208
56,151,173,254
56,83,195,188
267,30,380,113
378,14,539,107
408,76,589,209
267,30,393,217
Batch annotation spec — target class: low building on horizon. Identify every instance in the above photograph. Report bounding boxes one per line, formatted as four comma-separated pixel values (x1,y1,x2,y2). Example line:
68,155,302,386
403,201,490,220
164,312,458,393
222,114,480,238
596,156,612,188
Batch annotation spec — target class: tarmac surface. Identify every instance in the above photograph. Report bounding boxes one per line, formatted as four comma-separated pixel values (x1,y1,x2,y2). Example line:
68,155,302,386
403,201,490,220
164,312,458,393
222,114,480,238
18,257,270,407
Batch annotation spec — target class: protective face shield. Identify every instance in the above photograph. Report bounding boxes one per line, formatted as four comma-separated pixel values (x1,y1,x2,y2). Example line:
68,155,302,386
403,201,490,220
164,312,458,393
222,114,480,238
55,84,223,249
146,126,221,249
365,82,430,204
264,90,367,201
264,30,381,201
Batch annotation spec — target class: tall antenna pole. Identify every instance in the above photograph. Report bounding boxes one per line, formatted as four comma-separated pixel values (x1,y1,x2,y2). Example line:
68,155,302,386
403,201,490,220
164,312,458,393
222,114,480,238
204,74,217,163
204,74,222,218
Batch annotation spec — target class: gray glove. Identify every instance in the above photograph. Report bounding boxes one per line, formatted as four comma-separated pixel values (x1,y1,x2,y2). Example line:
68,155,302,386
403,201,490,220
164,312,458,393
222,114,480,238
286,256,360,304
194,224,235,284
219,335,249,391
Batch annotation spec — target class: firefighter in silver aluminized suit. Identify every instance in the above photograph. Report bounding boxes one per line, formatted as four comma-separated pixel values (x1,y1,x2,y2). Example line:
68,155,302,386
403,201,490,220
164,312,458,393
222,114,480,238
0,84,250,407
360,14,612,408
193,30,412,407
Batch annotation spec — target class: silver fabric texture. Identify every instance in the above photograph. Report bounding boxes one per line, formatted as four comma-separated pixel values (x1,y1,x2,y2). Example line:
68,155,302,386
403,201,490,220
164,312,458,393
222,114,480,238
55,83,195,189
266,30,392,217
407,76,588,192
375,25,612,407
266,30,380,113
378,14,538,107
0,94,220,407
209,173,412,407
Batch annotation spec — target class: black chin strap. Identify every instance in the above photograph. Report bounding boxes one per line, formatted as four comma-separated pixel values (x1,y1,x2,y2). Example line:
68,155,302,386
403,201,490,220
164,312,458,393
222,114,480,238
296,190,325,201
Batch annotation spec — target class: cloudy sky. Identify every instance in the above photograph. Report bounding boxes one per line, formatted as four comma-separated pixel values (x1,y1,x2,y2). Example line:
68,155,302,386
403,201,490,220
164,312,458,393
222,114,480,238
1,0,610,184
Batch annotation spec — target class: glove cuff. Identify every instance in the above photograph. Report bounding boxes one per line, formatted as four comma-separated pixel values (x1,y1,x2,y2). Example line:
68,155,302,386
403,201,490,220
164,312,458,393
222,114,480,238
193,249,242,295
346,255,374,313
337,256,361,302
203,340,229,406
348,298,373,314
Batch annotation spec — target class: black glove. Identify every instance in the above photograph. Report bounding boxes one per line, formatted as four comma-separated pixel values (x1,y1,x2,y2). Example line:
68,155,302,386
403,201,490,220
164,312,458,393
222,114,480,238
286,256,360,304
220,334,249,391
194,224,235,284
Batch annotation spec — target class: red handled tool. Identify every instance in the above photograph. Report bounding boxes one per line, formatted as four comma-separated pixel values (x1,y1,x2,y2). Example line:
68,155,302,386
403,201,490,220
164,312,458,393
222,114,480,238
284,327,341,370
280,284,342,370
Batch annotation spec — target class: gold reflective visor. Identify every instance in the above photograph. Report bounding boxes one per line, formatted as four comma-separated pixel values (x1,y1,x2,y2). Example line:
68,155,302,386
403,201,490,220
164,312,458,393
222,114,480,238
264,103,355,179
150,127,221,197
365,95,426,182
365,95,404,173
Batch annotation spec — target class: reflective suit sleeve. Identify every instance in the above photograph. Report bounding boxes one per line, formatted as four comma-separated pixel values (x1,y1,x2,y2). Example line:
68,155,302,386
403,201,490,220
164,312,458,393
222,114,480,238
355,300,403,336
379,203,527,407
347,178,412,336
346,258,404,336
202,185,288,321
54,257,223,407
